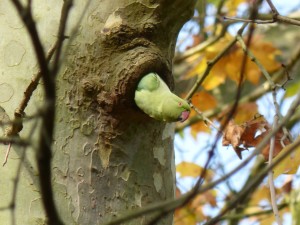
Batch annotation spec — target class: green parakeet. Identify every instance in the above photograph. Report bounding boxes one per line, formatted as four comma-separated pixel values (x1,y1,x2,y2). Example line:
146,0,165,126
134,73,190,122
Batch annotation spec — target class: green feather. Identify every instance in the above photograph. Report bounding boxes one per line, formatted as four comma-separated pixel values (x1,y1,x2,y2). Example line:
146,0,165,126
134,73,190,122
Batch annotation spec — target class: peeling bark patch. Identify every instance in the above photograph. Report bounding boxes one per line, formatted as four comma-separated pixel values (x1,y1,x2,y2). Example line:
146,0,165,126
101,3,159,45
134,191,142,207
81,123,93,135
77,167,85,177
70,119,81,129
153,146,165,166
98,147,111,169
119,165,130,181
3,40,26,67
80,115,95,136
102,12,122,34
153,172,163,192
162,123,175,140
0,83,14,103
83,142,93,156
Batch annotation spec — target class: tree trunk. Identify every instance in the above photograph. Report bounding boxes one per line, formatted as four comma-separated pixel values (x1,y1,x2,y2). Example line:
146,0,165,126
0,0,195,224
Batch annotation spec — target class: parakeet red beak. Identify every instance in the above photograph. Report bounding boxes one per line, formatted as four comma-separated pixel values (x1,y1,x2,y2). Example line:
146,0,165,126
179,110,190,122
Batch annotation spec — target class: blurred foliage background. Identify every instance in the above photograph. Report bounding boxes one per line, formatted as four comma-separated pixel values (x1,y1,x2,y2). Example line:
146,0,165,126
172,1,300,224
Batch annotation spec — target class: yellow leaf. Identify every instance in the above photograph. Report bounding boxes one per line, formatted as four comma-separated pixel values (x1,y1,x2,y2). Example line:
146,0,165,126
202,72,226,90
225,50,261,85
225,0,245,16
248,185,270,206
202,58,228,90
184,57,207,79
260,214,275,225
191,190,217,208
176,162,213,179
250,38,281,72
273,140,300,178
191,120,211,138
184,35,233,89
234,103,258,124
219,103,258,125
174,207,198,225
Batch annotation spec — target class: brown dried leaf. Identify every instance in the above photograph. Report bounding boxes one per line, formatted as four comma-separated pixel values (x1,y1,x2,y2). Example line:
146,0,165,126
222,116,289,160
222,120,246,159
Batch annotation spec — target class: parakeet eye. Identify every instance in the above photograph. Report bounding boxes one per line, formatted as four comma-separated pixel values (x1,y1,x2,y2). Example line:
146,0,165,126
178,102,182,107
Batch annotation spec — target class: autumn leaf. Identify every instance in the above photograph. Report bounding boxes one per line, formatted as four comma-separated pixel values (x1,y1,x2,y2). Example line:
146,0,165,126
176,162,214,180
184,35,233,90
285,80,300,98
184,34,281,89
174,189,217,225
190,120,210,138
249,36,282,72
235,103,259,124
190,91,217,136
218,103,259,127
226,37,281,85
174,206,199,225
247,185,275,208
261,130,291,160
175,188,206,225
192,190,218,208
272,138,300,178
225,0,246,16
222,117,269,159
191,91,217,111
222,116,289,160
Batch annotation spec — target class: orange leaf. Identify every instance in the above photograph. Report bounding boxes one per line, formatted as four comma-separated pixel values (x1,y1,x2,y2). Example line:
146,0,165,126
191,91,217,111
176,162,213,180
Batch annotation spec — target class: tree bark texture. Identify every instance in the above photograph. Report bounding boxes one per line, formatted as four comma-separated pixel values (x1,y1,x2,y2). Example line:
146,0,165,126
0,1,195,224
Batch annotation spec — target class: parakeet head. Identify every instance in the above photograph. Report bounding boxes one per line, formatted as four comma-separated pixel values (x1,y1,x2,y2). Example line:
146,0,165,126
177,101,190,122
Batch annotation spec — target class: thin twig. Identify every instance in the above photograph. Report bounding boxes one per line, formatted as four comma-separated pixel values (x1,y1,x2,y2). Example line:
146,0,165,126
218,202,288,221
0,137,29,146
15,43,58,118
189,102,222,133
2,143,11,166
224,16,275,24
268,114,282,224
237,35,277,86
266,0,279,15
212,0,226,35
225,0,300,26
51,0,73,76
174,24,229,64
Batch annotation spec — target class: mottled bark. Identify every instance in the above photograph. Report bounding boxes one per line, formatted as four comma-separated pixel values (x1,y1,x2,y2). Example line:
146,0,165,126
0,0,195,224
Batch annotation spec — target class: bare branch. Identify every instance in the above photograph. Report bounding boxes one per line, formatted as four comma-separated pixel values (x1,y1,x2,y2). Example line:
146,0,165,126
9,0,73,224
268,115,282,224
